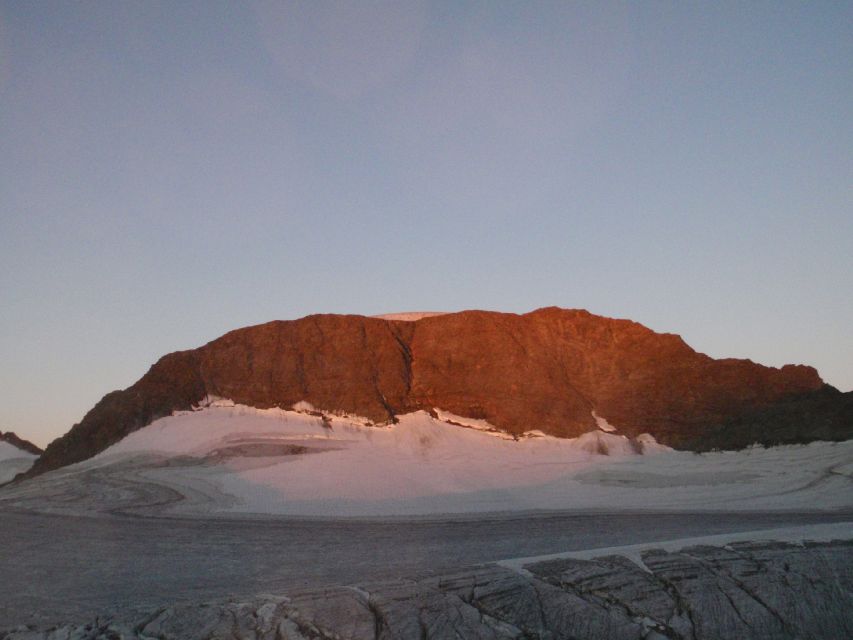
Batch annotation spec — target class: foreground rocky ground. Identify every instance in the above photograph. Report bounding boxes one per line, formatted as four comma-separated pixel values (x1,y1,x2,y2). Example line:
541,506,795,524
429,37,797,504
4,538,851,640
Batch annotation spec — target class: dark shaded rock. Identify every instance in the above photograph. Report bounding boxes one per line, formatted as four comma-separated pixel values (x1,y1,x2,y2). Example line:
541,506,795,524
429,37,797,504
687,385,853,451
23,307,850,479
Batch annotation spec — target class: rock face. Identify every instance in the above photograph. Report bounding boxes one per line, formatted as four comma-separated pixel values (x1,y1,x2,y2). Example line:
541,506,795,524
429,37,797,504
4,539,852,640
0,433,42,457
25,307,852,478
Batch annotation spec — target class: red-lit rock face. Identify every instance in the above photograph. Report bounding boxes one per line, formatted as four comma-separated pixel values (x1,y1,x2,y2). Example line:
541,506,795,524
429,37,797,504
24,307,849,479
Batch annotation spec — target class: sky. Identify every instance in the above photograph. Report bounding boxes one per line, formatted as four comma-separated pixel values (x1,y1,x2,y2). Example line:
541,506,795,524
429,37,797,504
1,1,851,447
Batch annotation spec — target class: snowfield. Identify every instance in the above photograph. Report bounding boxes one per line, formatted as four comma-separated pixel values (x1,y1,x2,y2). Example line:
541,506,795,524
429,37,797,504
0,441,37,484
372,311,448,321
5,400,851,517
1,403,851,633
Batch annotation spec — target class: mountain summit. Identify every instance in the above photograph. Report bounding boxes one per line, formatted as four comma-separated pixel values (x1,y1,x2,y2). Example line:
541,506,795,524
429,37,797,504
24,307,852,479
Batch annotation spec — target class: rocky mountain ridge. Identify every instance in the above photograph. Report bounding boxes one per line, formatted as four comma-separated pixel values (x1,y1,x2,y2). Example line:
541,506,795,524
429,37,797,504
0,432,42,457
22,307,853,479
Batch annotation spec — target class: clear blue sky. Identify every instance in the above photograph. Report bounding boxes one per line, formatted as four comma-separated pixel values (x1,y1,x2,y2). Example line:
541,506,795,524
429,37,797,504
1,1,851,447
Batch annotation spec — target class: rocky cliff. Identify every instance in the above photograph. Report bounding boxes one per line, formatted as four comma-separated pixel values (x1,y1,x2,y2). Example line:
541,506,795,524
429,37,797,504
24,307,852,478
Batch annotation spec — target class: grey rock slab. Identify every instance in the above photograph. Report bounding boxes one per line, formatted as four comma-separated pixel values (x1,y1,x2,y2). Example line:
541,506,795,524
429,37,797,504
429,565,645,640
3,509,849,629
359,579,518,640
133,597,292,640
643,547,789,640
527,554,693,639
4,540,853,640
283,588,376,640
718,540,853,640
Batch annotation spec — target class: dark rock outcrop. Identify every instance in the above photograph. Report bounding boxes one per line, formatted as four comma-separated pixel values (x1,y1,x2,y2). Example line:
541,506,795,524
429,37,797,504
23,307,852,478
0,432,42,457
688,385,853,451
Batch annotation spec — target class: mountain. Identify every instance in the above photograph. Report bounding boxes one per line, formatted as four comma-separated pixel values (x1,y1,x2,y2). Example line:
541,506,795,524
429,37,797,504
23,307,852,480
0,432,42,457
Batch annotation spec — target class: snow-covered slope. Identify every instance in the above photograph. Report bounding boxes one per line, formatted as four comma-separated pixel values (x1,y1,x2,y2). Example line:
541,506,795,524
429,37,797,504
4,400,845,517
372,311,448,321
0,441,38,484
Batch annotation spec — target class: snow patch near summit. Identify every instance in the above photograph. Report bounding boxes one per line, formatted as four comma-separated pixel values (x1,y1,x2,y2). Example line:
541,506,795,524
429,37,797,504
374,312,448,321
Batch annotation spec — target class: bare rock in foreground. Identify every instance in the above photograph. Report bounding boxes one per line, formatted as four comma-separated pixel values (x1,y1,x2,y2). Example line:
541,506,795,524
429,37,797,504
3,539,851,640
